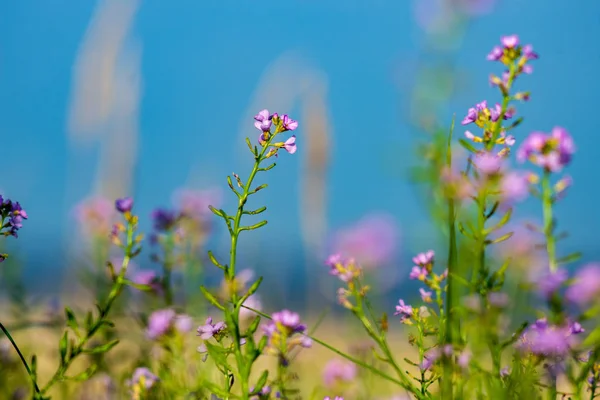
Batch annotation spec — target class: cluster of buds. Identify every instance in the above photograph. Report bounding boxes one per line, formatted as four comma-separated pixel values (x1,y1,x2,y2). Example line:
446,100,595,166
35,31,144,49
0,195,27,239
326,254,369,310
517,127,575,173
487,34,538,96
254,109,298,158
408,250,447,292
262,310,311,365
462,100,516,155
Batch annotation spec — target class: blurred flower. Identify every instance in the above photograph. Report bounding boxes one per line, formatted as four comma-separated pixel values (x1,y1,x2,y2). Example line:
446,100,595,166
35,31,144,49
500,172,531,203
129,367,159,390
566,264,600,306
420,288,433,303
151,208,179,232
146,309,191,340
457,349,472,369
239,295,262,321
263,310,311,361
322,358,357,388
325,254,361,283
518,319,581,356
132,270,162,294
331,213,399,268
0,196,29,238
115,197,133,213
488,292,509,308
537,269,568,299
394,299,413,323
517,127,575,172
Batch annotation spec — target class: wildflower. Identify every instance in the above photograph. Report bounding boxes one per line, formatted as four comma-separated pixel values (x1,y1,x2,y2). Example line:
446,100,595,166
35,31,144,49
115,197,133,213
151,208,179,232
500,171,531,203
322,359,357,388
500,367,510,377
146,309,192,340
331,214,399,268
474,152,503,176
263,310,311,361
75,197,114,236
394,299,413,323
197,317,227,340
284,135,297,154
565,264,600,306
413,250,434,267
409,266,428,280
517,127,575,172
254,109,273,132
0,197,28,237
518,320,578,356
250,385,272,399
419,288,433,303
132,270,162,294
281,114,298,131
129,367,159,390
554,175,573,199
537,269,568,299
240,295,262,321
325,254,361,283
461,100,512,128
487,35,538,68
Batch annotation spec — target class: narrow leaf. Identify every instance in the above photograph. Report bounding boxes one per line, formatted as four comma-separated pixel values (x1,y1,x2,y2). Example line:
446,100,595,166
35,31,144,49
200,286,225,311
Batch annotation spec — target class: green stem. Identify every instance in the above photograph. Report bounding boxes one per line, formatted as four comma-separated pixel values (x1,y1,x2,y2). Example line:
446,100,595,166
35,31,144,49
541,170,557,272
40,219,135,395
0,321,42,395
162,233,175,306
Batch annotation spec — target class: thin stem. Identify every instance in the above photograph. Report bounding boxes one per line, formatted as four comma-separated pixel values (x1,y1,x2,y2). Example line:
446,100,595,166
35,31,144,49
541,170,557,272
0,321,42,395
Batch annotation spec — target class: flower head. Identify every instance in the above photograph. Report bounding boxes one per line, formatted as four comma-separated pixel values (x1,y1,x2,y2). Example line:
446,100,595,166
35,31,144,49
115,197,133,213
151,208,179,232
322,359,357,388
263,310,311,360
517,127,575,172
129,367,159,390
537,269,568,299
197,317,227,340
284,135,297,154
566,264,600,306
254,109,273,132
394,299,413,323
281,114,298,131
147,309,191,340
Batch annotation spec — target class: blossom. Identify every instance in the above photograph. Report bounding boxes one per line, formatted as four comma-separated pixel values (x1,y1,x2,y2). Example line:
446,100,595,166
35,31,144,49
254,109,272,132
129,367,159,389
487,35,538,67
197,317,227,340
537,269,568,299
323,397,344,400
132,270,162,294
565,264,600,306
461,100,512,127
413,250,434,266
474,152,503,176
325,254,361,283
0,197,29,237
419,288,433,303
281,114,298,131
518,320,579,356
500,172,531,203
146,309,192,339
394,299,413,323
457,350,471,369
239,295,262,321
263,310,311,360
331,213,399,268
151,208,179,232
322,359,357,388
517,127,575,172
284,135,297,154
115,197,133,213
409,266,428,280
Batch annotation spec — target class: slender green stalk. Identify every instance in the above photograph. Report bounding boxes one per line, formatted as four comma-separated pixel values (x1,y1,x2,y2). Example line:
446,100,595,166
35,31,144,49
40,218,136,396
541,170,557,272
0,321,42,396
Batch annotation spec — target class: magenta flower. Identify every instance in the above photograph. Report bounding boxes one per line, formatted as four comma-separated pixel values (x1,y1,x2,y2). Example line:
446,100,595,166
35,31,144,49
419,288,433,303
462,100,512,128
146,309,176,339
284,135,297,154
394,299,413,323
500,172,531,203
517,127,575,172
413,250,434,266
197,317,226,340
322,359,357,388
254,109,273,132
272,310,307,333
129,367,159,389
409,266,428,280
281,114,298,131
323,397,344,400
565,264,600,306
518,320,579,356
474,152,503,175
457,350,471,369
115,197,133,213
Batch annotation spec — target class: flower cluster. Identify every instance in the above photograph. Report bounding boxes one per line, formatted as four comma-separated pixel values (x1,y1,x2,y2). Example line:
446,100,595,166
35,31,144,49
487,34,538,91
254,109,298,157
0,195,27,239
517,126,575,172
263,310,311,363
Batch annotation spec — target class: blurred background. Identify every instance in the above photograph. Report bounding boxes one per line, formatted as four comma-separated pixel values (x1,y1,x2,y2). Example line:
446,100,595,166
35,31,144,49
1,0,599,306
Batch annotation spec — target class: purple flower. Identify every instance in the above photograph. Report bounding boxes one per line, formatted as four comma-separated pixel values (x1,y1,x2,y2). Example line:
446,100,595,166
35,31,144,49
421,348,441,370
500,367,510,377
132,270,162,293
129,367,159,389
517,127,575,172
500,172,530,203
461,107,478,125
537,269,568,299
565,264,600,306
115,197,133,213
394,299,413,323
518,321,576,356
419,288,433,303
331,213,399,268
488,292,509,308
457,350,471,369
174,315,193,333
325,254,360,283
197,317,226,340
146,309,176,340
281,114,298,131
323,397,344,400
272,310,306,334
487,46,503,61
254,109,273,132
569,321,585,335
523,44,539,60
474,152,503,175
413,250,434,266
501,35,519,49
263,309,310,358
409,266,428,280
284,135,297,154
151,208,178,232
322,359,357,388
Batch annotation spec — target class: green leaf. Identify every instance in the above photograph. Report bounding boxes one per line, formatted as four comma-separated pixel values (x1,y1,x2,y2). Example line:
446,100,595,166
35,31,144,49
485,208,513,234
69,364,98,381
243,206,267,216
252,370,269,394
208,205,227,218
59,331,69,363
249,184,268,194
64,307,79,332
258,163,276,172
238,277,263,306
83,339,120,354
239,220,268,232
458,138,478,154
85,311,93,330
246,315,261,335
200,286,225,311
201,381,237,399
204,341,232,370
486,232,513,245
583,326,600,348
207,250,226,271
557,252,582,265
245,137,256,156
257,335,268,353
